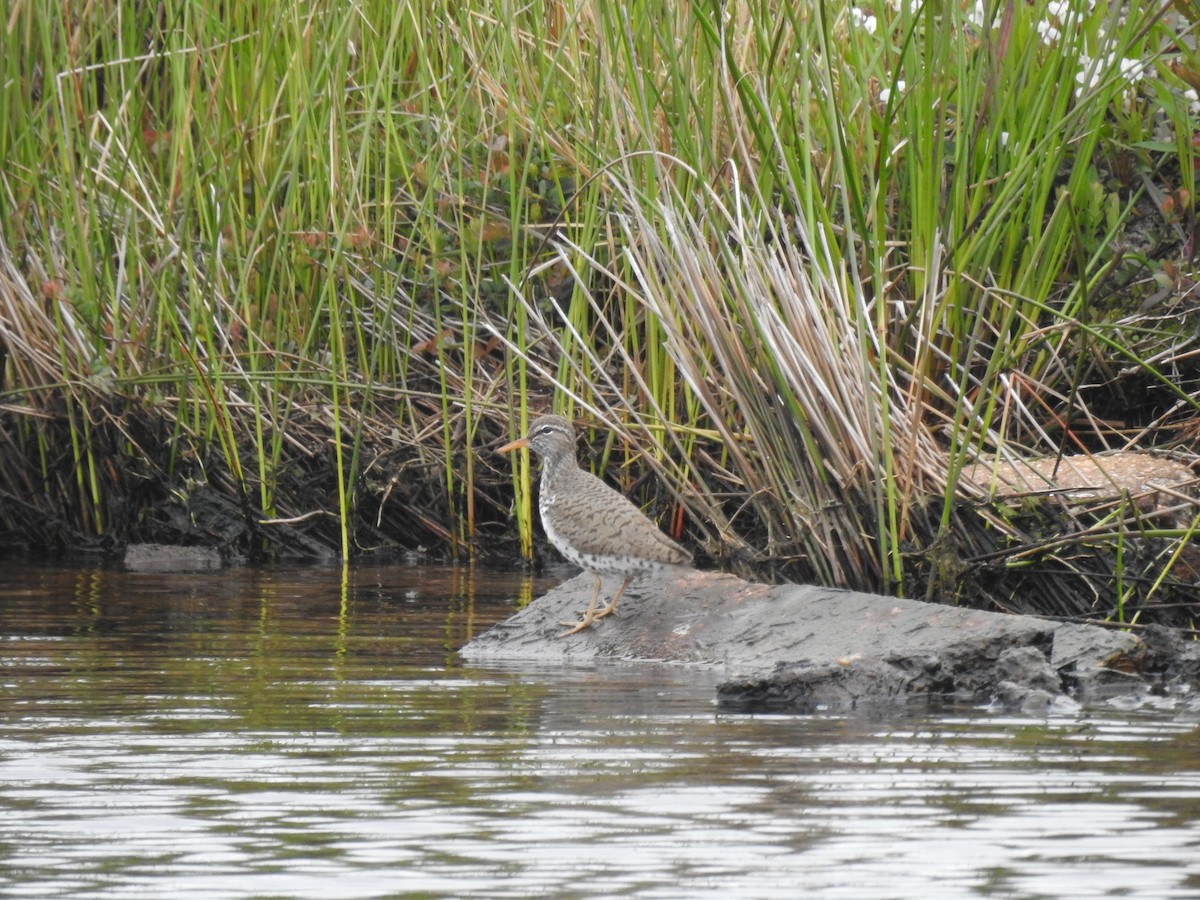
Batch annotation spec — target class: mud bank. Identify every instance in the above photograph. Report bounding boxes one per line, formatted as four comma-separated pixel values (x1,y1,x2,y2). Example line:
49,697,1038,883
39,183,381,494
461,570,1200,712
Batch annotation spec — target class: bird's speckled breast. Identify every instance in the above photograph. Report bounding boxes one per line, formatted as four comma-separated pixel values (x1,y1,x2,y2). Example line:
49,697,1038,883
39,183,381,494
538,473,580,563
538,469,676,576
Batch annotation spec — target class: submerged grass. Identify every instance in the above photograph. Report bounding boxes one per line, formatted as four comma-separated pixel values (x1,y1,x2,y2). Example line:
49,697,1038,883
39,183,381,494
2,0,1199,626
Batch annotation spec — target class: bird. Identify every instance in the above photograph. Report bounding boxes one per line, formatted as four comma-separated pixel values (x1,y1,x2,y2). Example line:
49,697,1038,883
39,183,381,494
498,414,692,636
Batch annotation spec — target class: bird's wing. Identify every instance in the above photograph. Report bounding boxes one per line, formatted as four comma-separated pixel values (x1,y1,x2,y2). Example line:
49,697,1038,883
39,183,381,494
547,470,691,565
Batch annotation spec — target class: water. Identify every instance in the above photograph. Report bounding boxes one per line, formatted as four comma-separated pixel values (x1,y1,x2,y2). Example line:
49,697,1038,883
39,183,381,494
2,562,1199,899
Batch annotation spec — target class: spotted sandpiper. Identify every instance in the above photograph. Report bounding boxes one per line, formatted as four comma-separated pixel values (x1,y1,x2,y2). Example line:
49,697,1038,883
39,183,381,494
498,414,692,636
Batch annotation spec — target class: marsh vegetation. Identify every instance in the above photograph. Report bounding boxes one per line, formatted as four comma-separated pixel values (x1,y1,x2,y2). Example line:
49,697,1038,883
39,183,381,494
2,0,1199,627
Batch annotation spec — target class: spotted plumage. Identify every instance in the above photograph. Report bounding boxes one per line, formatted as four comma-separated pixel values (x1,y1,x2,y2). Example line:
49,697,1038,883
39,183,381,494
498,415,691,635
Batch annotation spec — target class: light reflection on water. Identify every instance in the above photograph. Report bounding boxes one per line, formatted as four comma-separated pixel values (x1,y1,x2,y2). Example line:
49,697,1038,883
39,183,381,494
1,562,1199,899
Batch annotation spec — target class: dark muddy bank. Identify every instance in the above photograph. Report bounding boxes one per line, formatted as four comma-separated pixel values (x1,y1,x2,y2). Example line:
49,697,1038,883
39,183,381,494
3,402,1199,630
0,404,522,564
461,570,1200,713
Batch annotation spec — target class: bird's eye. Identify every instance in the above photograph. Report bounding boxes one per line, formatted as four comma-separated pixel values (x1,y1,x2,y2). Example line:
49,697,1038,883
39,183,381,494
539,426,554,435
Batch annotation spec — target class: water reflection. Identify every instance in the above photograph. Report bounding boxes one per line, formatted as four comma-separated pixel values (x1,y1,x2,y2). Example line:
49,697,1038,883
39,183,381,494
1,562,1199,898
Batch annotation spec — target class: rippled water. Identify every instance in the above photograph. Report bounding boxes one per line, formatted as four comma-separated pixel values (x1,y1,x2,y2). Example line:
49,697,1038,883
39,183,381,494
2,562,1199,898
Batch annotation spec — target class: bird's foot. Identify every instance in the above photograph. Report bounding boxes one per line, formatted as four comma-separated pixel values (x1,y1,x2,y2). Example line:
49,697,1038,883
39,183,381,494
593,602,619,621
557,612,597,637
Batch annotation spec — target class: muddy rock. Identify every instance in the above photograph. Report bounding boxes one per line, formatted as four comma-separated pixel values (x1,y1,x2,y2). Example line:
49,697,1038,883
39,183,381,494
123,543,224,572
462,570,1192,711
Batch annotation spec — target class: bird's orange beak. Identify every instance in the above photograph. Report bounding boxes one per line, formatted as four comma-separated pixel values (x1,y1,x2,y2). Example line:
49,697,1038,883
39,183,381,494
497,435,528,454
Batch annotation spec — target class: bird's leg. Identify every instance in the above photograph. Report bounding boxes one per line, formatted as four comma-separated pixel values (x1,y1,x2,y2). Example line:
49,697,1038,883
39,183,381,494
558,574,604,636
593,575,632,621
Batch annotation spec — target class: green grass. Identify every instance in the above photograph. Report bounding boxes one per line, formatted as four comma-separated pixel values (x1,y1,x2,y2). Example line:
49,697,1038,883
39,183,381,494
1,0,1198,626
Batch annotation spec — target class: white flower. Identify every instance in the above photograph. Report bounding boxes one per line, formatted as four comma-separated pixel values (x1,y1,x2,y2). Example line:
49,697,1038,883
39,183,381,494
1036,21,1061,44
879,80,906,103
1075,66,1100,95
850,7,878,34
1185,88,1200,116
967,1,991,28
1074,52,1146,98
1046,0,1071,20
1117,57,1146,83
